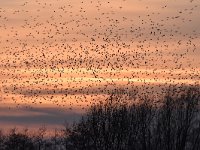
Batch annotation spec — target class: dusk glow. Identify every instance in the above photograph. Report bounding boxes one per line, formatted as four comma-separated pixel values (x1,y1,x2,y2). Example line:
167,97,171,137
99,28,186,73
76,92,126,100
0,0,200,131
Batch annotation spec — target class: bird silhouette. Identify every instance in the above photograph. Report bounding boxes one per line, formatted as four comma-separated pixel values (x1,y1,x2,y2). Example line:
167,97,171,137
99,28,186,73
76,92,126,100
0,0,199,118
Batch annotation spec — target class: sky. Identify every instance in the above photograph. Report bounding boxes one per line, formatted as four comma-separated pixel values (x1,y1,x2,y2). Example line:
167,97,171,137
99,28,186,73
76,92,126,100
0,0,200,131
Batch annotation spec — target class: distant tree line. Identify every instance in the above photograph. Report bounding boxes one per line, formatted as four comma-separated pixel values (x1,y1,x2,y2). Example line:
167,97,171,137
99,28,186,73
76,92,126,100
0,86,200,150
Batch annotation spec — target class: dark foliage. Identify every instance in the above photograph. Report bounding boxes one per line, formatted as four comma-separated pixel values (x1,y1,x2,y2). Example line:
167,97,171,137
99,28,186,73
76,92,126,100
3,128,34,150
66,87,200,150
0,87,200,150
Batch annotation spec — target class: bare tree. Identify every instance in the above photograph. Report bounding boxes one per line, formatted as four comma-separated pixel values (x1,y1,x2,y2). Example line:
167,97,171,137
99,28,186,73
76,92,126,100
33,126,46,150
0,87,199,150
5,128,34,150
66,87,200,150
0,129,6,150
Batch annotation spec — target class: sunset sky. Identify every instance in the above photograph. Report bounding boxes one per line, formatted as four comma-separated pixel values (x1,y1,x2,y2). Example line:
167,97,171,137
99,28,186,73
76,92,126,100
0,0,200,131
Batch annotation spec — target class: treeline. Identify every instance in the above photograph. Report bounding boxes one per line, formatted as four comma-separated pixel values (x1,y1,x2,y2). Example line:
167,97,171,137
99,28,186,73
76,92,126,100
0,87,200,150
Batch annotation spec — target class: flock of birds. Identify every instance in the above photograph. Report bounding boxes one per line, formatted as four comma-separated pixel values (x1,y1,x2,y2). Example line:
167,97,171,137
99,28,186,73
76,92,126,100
0,0,199,110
